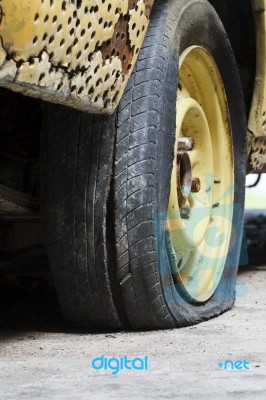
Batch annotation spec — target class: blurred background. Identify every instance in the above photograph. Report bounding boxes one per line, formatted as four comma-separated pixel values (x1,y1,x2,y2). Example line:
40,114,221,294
246,173,266,210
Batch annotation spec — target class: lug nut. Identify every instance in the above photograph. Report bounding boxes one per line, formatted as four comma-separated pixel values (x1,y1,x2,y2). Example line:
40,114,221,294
178,137,194,151
191,177,201,193
180,206,191,219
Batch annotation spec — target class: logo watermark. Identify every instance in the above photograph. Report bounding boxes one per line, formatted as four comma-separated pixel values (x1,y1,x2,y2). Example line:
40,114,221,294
153,177,248,302
218,359,250,371
91,355,149,375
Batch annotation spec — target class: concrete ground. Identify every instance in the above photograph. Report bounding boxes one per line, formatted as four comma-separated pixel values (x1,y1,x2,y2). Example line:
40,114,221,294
0,248,265,399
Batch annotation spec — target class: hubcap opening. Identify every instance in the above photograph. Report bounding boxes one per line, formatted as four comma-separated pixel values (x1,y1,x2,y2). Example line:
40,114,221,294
177,152,192,201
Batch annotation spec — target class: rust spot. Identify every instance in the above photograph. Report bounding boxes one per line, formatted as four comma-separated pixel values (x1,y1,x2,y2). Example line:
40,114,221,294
128,0,138,9
101,1,154,75
101,15,133,75
128,0,154,16
144,0,154,17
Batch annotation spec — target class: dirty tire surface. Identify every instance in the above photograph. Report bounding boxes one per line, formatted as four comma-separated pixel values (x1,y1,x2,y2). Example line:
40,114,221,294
113,0,247,329
41,104,125,329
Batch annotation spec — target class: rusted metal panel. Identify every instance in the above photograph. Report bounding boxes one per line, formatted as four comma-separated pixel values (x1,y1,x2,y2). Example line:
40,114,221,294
247,0,266,172
248,0,266,138
0,0,154,114
247,130,266,171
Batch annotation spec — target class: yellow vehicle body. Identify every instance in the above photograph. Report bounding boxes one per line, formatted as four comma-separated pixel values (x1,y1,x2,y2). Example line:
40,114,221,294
0,0,154,113
0,0,265,169
249,0,266,135
248,0,266,170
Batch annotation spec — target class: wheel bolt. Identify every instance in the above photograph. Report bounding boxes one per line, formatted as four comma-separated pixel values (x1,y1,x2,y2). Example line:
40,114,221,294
178,137,194,151
180,206,191,219
191,177,201,193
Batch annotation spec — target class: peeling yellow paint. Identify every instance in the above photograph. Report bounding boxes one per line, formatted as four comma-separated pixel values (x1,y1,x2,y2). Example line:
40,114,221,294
0,1,40,52
129,0,147,54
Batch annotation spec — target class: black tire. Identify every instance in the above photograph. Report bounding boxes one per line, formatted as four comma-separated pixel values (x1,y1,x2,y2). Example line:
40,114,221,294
41,0,247,331
40,105,126,329
113,0,247,329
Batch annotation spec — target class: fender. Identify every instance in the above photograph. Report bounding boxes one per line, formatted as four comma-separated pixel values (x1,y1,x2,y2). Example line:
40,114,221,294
0,0,154,114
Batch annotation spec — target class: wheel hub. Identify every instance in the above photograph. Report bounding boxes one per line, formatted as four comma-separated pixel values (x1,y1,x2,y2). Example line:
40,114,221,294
167,46,234,302
176,143,201,216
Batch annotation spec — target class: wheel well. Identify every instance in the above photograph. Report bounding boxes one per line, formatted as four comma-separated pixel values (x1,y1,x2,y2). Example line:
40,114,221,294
209,0,256,114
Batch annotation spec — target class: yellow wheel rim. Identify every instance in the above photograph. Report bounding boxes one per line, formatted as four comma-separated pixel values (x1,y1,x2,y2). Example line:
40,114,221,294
167,46,234,302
